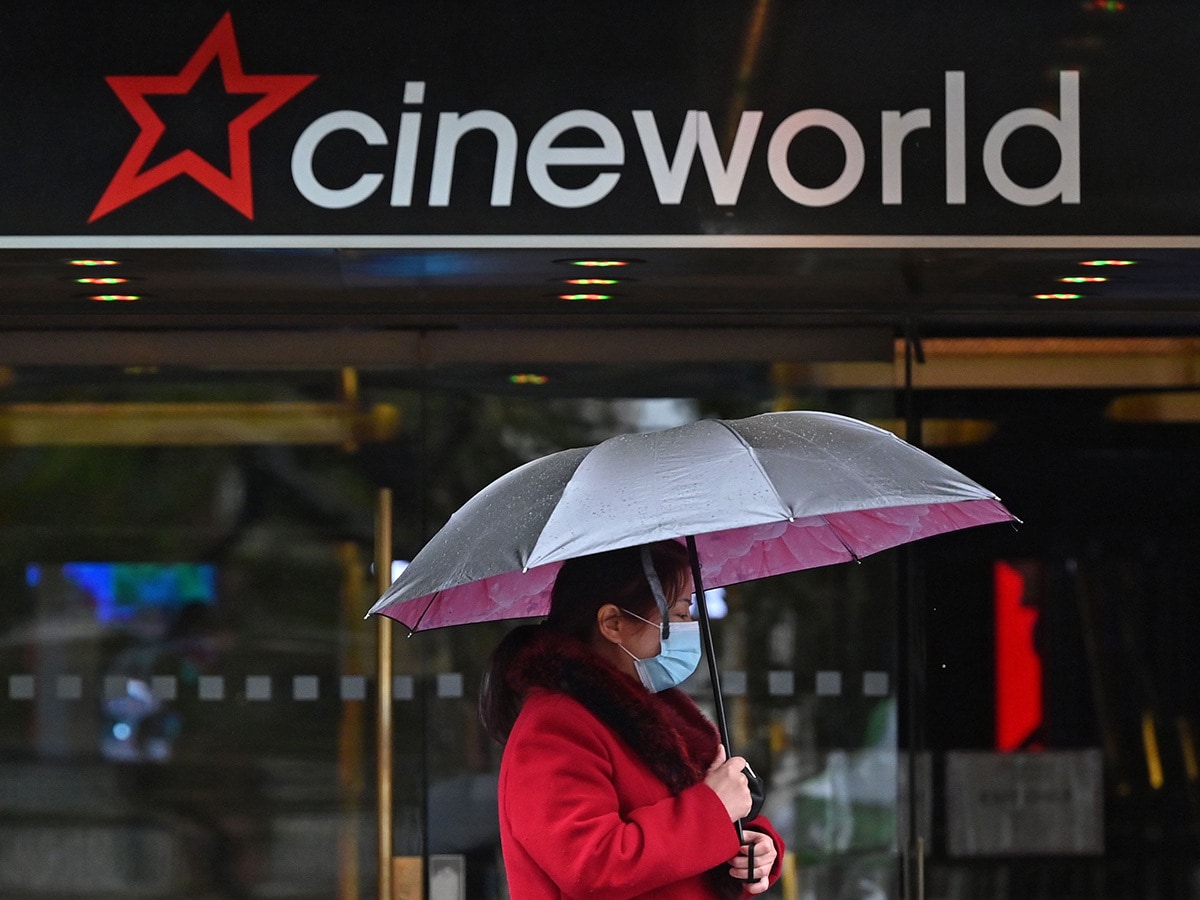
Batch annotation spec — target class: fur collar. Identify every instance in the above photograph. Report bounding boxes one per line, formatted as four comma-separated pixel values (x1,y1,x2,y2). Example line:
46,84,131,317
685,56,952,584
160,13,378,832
507,627,720,793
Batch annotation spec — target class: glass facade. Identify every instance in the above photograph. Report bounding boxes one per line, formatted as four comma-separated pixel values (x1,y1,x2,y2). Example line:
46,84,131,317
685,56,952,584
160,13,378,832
4,3,1200,897
0,359,1196,898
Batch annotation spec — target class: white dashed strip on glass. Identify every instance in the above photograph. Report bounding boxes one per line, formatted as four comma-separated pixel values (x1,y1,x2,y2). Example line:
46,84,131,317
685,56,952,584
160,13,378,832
767,671,794,696
722,671,747,696
1,671,542,703
816,671,843,696
393,675,414,700
198,675,224,701
8,675,34,700
293,675,319,701
246,676,272,701
56,675,82,700
152,675,177,701
341,675,367,701
863,671,890,697
436,673,464,699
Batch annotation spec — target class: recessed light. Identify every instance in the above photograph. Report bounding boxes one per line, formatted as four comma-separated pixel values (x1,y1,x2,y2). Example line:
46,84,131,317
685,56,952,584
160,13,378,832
1079,259,1135,267
554,258,642,268
1058,276,1107,283
1033,293,1082,300
75,277,129,285
508,373,549,385
88,294,140,302
564,278,620,285
558,293,612,301
68,259,120,267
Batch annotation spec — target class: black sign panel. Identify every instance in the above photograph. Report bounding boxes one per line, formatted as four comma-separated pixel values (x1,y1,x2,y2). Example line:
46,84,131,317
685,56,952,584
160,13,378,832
1,1,1197,241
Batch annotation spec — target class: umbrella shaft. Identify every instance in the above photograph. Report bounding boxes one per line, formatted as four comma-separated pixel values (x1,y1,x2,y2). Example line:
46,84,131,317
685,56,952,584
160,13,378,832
686,536,746,846
685,536,734,758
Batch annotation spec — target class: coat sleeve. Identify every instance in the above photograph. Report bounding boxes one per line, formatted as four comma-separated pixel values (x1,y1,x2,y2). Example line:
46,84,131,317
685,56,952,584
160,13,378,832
738,814,786,896
502,696,742,899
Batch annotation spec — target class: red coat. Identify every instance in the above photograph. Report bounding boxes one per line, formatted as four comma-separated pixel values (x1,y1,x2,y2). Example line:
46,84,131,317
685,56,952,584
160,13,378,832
498,630,785,899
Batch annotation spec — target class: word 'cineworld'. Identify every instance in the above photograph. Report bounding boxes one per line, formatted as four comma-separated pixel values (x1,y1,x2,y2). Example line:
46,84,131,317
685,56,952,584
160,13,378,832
291,72,1079,210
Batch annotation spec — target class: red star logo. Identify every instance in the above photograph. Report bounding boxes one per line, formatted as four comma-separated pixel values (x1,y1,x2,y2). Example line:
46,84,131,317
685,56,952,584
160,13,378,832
90,12,316,222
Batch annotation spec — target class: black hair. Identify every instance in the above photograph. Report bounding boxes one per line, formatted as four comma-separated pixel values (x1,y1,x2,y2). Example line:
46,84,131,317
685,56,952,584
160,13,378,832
478,540,690,744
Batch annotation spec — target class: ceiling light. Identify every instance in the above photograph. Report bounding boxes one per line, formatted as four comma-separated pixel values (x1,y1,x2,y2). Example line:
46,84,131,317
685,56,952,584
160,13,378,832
89,294,140,302
68,259,120,267
1058,276,1107,283
1079,259,1135,267
558,293,611,301
1033,293,1081,300
564,278,620,285
555,258,641,268
75,277,129,285
508,373,549,385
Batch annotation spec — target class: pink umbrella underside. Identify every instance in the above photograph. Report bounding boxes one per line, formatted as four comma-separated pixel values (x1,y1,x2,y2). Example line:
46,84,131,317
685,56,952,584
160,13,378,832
382,497,1013,631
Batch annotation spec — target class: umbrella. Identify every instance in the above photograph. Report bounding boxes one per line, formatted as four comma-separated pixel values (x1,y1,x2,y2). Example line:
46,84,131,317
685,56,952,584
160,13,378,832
367,411,1016,857
369,411,1013,631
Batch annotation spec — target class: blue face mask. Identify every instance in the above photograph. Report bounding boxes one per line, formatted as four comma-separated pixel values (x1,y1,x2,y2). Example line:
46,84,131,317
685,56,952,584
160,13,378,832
618,609,703,692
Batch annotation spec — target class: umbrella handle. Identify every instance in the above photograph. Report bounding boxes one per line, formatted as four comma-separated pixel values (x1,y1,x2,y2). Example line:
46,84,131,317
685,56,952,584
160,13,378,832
685,536,759,883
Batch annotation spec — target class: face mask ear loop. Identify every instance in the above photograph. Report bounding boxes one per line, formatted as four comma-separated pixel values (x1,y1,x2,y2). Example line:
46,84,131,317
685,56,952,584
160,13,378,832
639,545,670,640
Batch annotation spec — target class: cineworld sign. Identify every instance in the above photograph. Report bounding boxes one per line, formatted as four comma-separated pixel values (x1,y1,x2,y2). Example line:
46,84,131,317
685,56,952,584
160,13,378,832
290,72,1079,212
17,2,1200,243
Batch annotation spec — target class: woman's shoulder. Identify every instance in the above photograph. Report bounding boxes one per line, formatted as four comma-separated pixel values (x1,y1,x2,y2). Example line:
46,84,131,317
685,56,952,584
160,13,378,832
515,687,589,721
509,689,607,743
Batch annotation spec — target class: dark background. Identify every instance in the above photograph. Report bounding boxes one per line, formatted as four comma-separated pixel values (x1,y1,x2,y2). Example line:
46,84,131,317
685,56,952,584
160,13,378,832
0,1,1195,236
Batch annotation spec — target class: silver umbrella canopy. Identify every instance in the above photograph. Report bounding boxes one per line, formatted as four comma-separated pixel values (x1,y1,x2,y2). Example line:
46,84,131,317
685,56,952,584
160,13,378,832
369,411,1015,631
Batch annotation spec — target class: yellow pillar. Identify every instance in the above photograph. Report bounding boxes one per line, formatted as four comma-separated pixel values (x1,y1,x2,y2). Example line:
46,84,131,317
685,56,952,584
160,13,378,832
375,489,394,900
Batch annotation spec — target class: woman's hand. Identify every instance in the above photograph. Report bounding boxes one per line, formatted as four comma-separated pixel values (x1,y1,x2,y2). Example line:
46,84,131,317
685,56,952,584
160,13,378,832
728,829,777,894
703,745,751,821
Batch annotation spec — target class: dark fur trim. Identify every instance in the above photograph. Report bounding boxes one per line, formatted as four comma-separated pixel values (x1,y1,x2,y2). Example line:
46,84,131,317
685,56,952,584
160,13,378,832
508,627,720,791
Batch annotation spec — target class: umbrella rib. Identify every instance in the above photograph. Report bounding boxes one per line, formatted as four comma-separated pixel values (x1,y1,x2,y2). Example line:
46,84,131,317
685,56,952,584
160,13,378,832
407,593,438,634
819,513,861,563
713,419,792,517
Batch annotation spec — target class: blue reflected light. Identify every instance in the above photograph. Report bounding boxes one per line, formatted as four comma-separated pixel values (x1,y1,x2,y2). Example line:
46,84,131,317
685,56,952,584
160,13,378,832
54,563,215,623
351,252,481,279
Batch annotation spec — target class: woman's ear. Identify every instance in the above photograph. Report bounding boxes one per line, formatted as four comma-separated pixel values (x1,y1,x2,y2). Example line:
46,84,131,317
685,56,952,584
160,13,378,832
595,603,624,645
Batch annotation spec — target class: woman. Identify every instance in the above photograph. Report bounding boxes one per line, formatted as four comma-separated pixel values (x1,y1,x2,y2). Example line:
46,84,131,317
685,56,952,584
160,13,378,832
480,540,785,899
